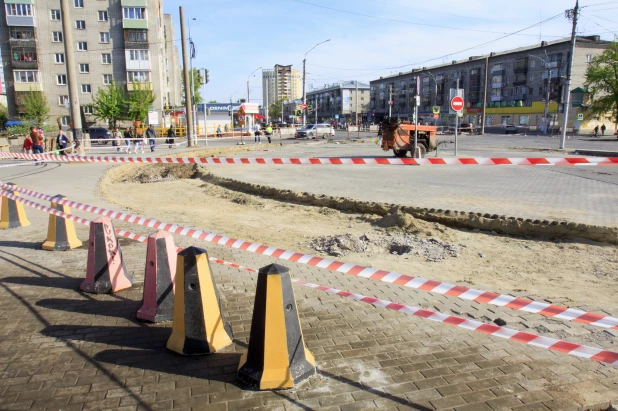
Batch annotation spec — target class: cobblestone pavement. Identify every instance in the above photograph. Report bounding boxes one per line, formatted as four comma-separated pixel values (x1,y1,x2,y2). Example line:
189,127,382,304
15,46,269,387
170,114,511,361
1,185,618,411
205,143,618,228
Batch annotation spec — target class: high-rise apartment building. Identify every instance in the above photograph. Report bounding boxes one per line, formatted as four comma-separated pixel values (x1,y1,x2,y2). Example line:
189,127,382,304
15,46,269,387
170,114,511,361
0,0,181,127
262,64,302,108
369,36,610,129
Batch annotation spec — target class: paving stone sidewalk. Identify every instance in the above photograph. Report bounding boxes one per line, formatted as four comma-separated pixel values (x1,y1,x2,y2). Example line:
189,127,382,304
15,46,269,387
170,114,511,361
0,203,617,411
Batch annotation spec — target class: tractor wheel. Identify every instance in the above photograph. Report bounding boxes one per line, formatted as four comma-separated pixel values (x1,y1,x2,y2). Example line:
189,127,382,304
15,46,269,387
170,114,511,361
393,148,407,158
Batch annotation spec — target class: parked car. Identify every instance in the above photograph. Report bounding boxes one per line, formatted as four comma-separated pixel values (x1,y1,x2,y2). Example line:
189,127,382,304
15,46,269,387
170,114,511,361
295,123,333,139
504,124,518,134
88,127,112,144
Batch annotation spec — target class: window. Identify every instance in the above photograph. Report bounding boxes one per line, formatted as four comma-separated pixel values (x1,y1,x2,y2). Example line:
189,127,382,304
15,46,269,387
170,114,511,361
50,9,61,20
54,53,65,64
56,74,67,85
586,54,592,63
77,42,87,51
123,7,146,19
82,105,94,114
5,4,33,16
74,0,84,8
101,53,111,64
98,10,108,21
79,64,89,73
129,50,149,61
81,84,91,93
470,68,479,75
61,116,70,126
491,63,504,71
75,20,85,29
9,27,35,40
529,88,534,96
13,70,39,83
58,95,69,106
530,59,536,68
126,29,147,42
529,73,536,82
52,32,63,42
127,71,150,82
99,32,110,43
103,74,113,85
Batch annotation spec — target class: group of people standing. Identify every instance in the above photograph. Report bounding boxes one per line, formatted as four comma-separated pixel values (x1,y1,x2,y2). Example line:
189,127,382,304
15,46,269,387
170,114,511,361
252,123,273,144
112,125,176,153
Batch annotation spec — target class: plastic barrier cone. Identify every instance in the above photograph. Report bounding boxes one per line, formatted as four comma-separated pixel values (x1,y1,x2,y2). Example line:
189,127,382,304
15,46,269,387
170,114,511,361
42,194,83,251
0,184,30,229
238,264,315,390
81,216,134,294
167,246,233,355
137,231,177,322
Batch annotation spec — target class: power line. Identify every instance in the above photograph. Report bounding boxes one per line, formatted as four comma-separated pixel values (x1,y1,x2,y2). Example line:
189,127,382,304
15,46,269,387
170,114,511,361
305,13,564,79
286,0,553,36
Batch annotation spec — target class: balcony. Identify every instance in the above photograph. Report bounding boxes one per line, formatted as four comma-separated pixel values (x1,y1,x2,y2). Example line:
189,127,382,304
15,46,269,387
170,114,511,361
6,16,36,27
9,38,35,49
491,82,505,89
127,81,152,91
12,59,38,69
123,18,148,30
14,82,42,92
491,69,505,76
10,48,38,69
513,79,527,86
490,96,503,102
514,66,528,74
124,30,148,49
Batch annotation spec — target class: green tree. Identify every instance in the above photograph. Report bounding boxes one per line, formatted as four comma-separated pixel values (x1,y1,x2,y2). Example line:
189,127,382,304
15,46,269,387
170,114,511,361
181,68,204,105
22,89,50,127
92,81,126,129
585,41,618,127
208,100,218,103
126,81,156,123
0,103,8,128
268,98,285,121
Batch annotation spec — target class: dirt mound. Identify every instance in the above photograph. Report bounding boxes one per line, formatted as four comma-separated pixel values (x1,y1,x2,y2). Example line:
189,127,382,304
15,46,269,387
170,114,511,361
377,209,418,231
121,164,199,184
308,232,461,261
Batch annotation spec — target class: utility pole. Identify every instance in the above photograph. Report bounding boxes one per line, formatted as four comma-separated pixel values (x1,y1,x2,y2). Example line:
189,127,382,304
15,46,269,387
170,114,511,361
481,56,489,135
455,78,460,156
265,86,269,124
388,85,392,117
561,0,579,149
179,7,193,147
60,0,82,145
302,58,306,126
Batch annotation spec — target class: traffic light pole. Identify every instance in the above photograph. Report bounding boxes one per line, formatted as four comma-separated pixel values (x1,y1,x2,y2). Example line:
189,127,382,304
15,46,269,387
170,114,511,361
179,7,193,147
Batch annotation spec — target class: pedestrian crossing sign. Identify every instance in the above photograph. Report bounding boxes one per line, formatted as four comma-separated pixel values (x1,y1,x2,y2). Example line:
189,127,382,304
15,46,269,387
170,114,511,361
577,113,583,121
432,106,441,114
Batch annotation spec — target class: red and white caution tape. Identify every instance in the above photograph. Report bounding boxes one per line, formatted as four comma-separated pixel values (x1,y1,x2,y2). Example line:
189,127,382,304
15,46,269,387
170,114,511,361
2,190,616,367
0,152,616,166
0,161,41,169
4,182,618,332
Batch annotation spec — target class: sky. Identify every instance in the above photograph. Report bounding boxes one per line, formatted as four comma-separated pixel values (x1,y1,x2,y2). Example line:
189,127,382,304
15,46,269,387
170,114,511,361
163,0,618,106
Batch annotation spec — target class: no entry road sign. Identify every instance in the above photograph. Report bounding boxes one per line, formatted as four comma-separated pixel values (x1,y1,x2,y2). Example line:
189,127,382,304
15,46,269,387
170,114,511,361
451,96,464,112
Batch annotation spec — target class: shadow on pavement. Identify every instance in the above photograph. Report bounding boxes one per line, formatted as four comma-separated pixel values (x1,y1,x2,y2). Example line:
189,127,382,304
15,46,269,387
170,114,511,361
2,276,82,290
36,297,140,320
0,240,44,250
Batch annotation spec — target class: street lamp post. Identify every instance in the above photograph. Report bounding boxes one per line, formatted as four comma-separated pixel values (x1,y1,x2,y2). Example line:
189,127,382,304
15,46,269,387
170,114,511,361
247,67,262,131
426,71,438,126
302,39,330,126
188,17,197,144
529,53,551,135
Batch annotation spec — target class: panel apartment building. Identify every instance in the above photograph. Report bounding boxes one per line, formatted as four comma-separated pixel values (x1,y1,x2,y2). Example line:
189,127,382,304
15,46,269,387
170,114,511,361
0,0,182,127
306,81,370,124
262,64,302,108
369,36,610,129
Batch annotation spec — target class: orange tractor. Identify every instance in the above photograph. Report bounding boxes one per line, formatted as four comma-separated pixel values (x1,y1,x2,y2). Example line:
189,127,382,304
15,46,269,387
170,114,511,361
380,117,437,158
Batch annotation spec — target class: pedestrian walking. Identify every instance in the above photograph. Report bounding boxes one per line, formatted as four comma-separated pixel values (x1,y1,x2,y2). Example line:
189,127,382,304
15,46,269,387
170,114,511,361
216,125,222,138
31,127,45,164
123,128,133,153
253,123,261,143
134,130,145,154
56,129,69,153
224,123,229,133
594,125,600,137
22,134,33,154
146,125,156,152
165,126,176,148
112,127,123,152
601,124,606,136
265,124,273,144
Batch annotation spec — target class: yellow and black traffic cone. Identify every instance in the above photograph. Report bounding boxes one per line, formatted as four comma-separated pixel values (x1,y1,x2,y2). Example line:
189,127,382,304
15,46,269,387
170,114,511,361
167,246,233,355
42,194,82,251
0,183,30,229
238,264,316,390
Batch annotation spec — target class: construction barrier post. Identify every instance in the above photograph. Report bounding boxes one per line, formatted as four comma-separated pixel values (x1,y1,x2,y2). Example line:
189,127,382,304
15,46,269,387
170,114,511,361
0,183,30,229
167,246,233,355
238,264,315,390
42,194,82,251
137,231,177,322
81,216,134,294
